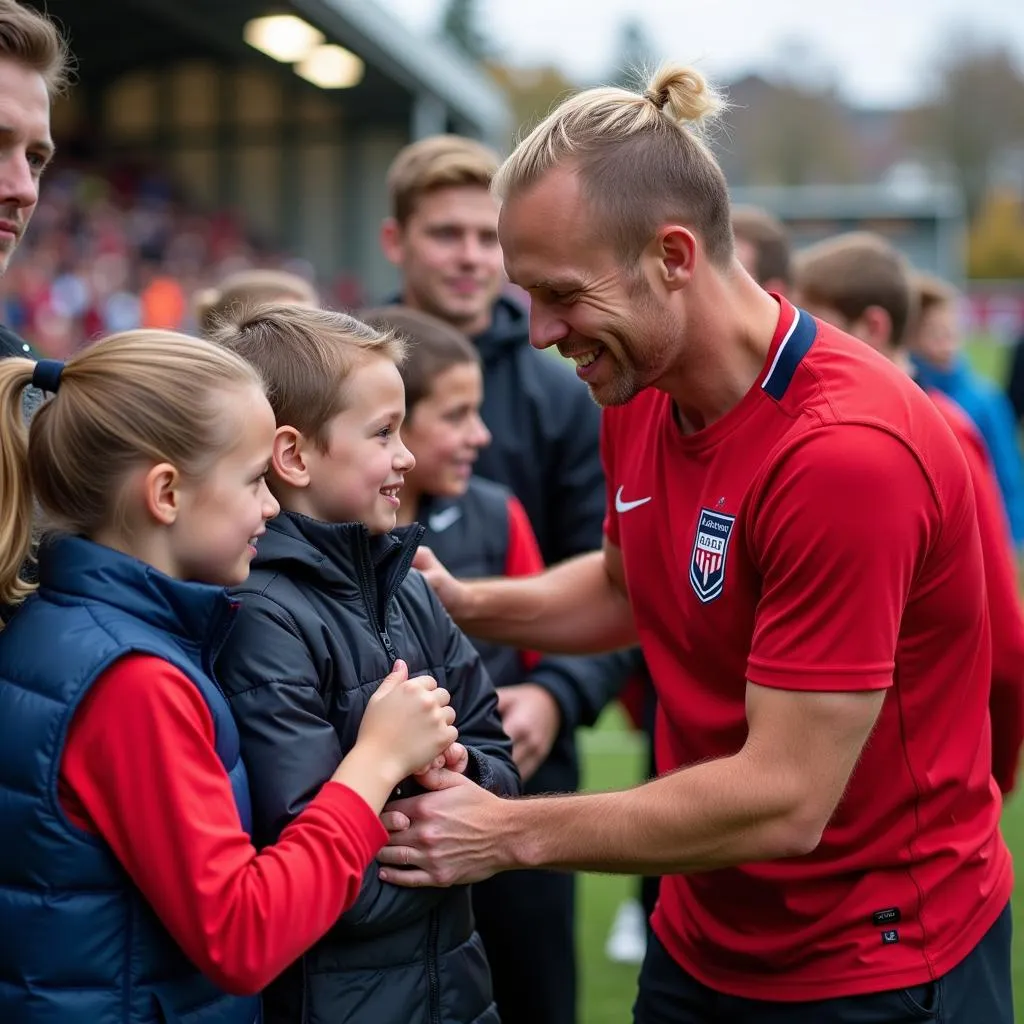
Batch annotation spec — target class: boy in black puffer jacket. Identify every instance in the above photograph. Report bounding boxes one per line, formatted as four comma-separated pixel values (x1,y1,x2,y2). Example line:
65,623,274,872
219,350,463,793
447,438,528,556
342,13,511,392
213,305,518,1024
363,304,626,1024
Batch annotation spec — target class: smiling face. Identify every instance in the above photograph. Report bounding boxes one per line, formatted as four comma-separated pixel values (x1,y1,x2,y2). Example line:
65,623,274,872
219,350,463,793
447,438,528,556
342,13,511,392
499,167,687,408
382,185,505,337
0,58,54,274
169,384,280,586
300,356,416,534
402,361,491,500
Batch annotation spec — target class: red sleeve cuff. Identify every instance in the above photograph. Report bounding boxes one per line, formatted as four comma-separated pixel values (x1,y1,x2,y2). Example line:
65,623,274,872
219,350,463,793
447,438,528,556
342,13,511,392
746,657,894,693
317,782,388,855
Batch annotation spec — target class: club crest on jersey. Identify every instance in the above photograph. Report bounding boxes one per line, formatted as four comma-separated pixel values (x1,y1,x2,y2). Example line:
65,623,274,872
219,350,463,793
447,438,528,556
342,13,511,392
689,508,736,604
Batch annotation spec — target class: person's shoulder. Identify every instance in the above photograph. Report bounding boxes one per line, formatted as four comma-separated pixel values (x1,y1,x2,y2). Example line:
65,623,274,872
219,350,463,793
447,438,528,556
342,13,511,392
229,569,312,635
461,474,515,511
0,324,34,360
800,328,939,434
929,389,980,443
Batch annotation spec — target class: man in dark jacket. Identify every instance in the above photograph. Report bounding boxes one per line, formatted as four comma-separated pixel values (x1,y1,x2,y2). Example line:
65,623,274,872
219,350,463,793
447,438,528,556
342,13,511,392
380,135,644,1024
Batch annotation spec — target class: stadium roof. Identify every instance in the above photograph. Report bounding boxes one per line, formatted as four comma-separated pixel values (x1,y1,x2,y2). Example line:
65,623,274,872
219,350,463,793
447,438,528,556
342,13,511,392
294,0,511,145
28,0,512,148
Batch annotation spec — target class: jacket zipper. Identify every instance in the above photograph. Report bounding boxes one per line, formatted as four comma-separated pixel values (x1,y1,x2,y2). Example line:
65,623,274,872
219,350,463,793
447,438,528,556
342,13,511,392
354,534,395,660
356,529,426,799
358,526,441,1018
427,908,441,1024
356,527,424,661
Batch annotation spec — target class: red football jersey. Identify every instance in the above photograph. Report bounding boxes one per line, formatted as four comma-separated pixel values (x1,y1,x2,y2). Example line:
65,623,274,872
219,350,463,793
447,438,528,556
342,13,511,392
601,298,1011,1001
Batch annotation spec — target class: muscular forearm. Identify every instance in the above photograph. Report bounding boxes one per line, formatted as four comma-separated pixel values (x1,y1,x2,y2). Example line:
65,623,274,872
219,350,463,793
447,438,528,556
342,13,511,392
501,751,820,875
462,551,636,654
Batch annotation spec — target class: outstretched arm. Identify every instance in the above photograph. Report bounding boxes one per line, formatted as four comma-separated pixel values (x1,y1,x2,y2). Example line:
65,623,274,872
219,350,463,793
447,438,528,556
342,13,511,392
381,425,939,887
378,682,883,884
414,539,637,655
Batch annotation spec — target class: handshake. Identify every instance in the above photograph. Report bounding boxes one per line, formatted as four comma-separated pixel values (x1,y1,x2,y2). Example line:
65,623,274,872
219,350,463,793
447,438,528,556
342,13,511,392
330,660,466,807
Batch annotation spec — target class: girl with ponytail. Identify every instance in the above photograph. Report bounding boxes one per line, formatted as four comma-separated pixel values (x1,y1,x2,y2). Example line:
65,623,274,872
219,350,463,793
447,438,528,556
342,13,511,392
0,331,459,1023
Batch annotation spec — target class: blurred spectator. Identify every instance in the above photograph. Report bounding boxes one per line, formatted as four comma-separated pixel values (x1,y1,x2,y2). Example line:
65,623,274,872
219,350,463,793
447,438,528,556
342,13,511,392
731,205,793,297
194,268,320,338
1004,326,1024,425
908,273,1024,547
0,166,320,354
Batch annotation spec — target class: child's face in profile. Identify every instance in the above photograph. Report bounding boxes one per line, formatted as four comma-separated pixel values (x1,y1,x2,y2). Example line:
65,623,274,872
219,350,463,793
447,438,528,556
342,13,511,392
304,356,416,534
169,384,280,586
402,362,491,499
911,304,960,371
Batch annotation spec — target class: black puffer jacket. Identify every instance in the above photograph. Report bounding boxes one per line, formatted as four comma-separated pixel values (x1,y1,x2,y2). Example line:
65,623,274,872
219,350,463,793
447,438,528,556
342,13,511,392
420,477,617,793
215,512,518,1024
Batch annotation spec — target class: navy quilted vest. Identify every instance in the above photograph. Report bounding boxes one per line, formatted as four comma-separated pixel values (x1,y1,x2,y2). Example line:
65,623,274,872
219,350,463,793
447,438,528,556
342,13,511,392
0,536,258,1024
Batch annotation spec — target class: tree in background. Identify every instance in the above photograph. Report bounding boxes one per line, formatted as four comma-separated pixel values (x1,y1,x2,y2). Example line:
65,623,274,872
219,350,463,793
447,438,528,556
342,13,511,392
607,17,660,90
968,190,1024,280
904,32,1024,220
439,0,492,62
484,62,577,137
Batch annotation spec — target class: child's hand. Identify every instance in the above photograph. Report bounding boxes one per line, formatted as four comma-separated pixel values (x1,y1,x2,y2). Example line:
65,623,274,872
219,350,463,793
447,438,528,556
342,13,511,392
354,660,458,784
413,742,469,790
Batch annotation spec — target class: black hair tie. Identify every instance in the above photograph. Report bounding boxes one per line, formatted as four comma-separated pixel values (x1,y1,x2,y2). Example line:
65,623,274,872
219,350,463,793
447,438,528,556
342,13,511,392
32,359,64,394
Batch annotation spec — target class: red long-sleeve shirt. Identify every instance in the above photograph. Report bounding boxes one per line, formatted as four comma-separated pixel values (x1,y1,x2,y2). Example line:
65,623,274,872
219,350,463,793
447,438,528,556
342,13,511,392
930,389,1024,794
504,495,545,673
58,653,387,996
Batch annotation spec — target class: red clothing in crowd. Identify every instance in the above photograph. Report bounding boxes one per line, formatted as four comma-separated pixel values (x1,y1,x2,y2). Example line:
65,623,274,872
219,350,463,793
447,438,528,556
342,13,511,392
928,387,1024,794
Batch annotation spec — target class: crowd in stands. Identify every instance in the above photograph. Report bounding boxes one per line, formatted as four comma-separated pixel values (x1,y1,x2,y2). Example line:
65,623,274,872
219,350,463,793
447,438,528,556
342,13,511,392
0,165,328,355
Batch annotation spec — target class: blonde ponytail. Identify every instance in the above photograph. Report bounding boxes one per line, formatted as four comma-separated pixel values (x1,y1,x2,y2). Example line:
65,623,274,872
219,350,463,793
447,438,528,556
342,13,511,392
0,332,263,616
0,357,41,608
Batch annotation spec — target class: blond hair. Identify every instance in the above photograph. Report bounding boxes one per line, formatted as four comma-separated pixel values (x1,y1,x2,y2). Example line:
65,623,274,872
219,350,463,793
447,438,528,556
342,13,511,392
0,332,263,609
493,64,732,265
794,232,914,346
731,205,792,287
0,0,73,96
194,269,320,338
212,304,406,450
386,134,500,224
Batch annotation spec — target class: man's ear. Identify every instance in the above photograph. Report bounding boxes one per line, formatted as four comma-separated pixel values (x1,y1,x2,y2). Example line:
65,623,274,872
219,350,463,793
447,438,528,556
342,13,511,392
142,463,182,525
853,305,895,352
380,217,405,267
652,225,698,292
273,426,312,489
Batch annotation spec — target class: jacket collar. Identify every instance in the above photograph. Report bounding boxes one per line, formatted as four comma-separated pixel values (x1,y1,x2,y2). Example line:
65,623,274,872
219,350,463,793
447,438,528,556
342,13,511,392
38,535,236,647
252,512,424,594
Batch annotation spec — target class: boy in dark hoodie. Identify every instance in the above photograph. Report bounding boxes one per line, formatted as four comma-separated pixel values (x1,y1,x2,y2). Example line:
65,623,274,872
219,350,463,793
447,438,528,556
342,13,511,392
213,304,518,1024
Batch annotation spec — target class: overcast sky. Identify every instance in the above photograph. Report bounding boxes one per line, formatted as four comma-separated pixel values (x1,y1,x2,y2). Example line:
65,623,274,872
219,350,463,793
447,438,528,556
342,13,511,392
376,0,1024,107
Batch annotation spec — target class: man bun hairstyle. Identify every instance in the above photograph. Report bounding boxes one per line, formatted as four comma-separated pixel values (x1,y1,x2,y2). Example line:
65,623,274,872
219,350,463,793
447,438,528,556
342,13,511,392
494,63,732,267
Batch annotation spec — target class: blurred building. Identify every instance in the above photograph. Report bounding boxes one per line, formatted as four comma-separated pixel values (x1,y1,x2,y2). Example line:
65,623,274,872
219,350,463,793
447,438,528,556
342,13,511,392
28,0,512,302
730,183,967,284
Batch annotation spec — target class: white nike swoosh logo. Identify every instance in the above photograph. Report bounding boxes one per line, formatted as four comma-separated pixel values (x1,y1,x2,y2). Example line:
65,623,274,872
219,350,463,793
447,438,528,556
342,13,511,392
615,487,652,513
428,507,462,533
